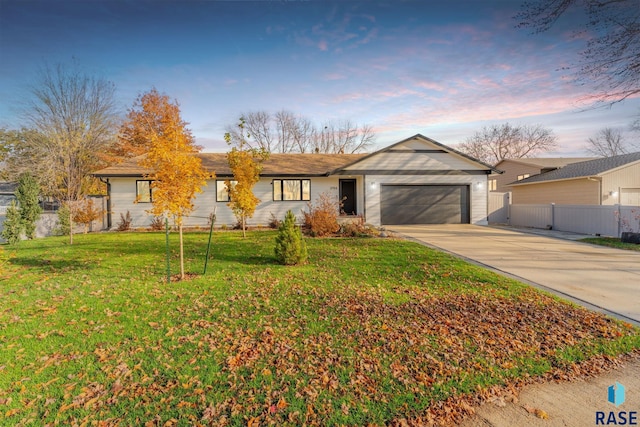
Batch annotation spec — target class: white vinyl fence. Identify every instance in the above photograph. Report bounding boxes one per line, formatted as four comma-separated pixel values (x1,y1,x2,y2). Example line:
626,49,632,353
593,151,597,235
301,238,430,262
509,204,640,237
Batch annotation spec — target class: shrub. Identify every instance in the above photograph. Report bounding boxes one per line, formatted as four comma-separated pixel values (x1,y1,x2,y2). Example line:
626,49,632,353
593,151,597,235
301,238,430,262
302,192,340,237
339,215,377,237
150,216,165,231
268,212,281,229
73,198,102,234
275,210,307,265
55,203,71,236
1,201,23,244
116,211,132,231
15,173,42,239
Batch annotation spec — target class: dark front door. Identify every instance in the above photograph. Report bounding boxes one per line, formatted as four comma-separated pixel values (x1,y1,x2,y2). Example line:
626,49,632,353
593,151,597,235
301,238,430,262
339,179,357,215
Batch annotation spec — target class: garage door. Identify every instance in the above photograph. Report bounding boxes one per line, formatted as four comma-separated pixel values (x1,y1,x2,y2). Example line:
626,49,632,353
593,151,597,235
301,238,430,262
380,185,470,224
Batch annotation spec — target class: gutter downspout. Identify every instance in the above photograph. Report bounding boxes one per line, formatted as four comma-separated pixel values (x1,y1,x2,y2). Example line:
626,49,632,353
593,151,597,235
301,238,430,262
586,176,602,205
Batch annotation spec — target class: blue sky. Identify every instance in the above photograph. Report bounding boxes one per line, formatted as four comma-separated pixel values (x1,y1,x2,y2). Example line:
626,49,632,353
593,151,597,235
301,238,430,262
1,0,638,155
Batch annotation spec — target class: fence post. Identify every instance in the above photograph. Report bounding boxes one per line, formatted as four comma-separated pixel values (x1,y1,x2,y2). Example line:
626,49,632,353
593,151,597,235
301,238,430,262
551,203,555,230
616,204,621,238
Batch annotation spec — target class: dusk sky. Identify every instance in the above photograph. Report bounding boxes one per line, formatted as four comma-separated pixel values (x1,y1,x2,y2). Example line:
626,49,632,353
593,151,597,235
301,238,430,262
1,0,639,156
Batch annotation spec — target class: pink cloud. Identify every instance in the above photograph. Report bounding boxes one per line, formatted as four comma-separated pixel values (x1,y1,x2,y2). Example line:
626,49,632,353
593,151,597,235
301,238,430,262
318,40,328,51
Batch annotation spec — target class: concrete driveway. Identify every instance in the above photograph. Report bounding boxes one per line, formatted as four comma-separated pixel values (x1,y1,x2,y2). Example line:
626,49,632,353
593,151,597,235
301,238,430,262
389,225,640,325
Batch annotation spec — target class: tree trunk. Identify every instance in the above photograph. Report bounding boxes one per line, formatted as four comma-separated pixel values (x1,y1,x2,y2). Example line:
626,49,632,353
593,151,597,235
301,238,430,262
179,223,185,280
69,207,74,245
242,214,246,238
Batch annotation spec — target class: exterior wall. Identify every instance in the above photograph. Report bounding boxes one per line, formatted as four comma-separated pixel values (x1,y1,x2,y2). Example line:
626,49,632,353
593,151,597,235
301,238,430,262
491,161,542,192
106,176,356,229
363,174,488,226
510,179,599,205
601,163,640,205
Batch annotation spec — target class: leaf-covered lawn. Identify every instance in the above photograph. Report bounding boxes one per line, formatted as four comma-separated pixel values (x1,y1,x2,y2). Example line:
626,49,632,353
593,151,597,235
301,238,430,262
1,231,638,426
581,237,640,251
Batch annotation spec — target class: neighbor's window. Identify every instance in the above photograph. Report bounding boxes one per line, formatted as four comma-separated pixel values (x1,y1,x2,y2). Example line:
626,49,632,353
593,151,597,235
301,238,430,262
489,179,497,191
136,180,153,203
517,174,530,181
273,179,311,201
216,180,237,202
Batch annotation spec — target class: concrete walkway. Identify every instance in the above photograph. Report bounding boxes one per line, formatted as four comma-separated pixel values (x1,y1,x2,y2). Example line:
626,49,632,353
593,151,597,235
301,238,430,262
389,225,640,426
389,224,640,325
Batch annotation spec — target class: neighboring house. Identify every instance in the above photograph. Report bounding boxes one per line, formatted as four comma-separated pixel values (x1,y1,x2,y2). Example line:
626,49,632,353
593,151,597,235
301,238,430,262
489,157,596,193
508,152,640,205
93,134,497,228
0,182,18,214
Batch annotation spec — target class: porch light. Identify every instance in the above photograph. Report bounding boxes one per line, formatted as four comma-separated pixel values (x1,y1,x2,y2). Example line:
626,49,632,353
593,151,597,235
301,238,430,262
475,182,484,189
609,191,619,197
369,181,377,189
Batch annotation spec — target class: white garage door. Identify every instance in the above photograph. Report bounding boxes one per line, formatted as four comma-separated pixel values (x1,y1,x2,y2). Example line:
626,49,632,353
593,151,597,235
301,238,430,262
380,185,470,225
621,188,640,206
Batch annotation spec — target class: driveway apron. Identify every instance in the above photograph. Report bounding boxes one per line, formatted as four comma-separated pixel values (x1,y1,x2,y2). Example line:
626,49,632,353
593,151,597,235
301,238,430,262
389,225,640,325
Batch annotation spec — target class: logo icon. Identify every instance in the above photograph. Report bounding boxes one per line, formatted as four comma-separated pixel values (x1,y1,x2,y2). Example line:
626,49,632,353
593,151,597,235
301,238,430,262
608,382,625,407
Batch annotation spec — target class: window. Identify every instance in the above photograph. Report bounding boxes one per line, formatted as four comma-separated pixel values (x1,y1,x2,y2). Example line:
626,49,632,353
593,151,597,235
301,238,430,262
136,180,153,203
517,174,530,181
488,179,497,191
216,180,237,202
273,179,311,201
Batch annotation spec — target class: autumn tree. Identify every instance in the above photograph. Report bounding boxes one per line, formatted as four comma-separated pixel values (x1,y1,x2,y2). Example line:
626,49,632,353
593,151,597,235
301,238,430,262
125,88,209,280
9,63,118,244
516,0,640,104
106,88,170,163
224,118,269,238
457,123,557,165
585,127,637,157
224,110,375,153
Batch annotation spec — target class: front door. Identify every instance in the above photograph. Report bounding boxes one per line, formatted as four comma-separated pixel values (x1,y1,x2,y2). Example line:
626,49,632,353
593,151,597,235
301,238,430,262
339,179,357,215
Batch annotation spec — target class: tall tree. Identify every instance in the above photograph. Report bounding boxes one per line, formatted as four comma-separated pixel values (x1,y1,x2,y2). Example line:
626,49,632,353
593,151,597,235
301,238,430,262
15,172,42,240
15,63,118,244
516,0,640,104
108,88,175,163
457,123,557,165
224,118,269,238
125,88,209,280
224,110,375,153
585,127,637,157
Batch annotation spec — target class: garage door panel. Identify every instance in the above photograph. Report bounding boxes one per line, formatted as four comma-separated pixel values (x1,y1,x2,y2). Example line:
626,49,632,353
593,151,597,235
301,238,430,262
380,185,469,224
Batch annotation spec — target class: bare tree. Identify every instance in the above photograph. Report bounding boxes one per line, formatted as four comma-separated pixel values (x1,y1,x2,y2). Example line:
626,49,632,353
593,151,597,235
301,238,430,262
11,63,118,244
310,120,376,154
225,111,375,153
516,0,640,104
457,123,557,165
585,127,637,157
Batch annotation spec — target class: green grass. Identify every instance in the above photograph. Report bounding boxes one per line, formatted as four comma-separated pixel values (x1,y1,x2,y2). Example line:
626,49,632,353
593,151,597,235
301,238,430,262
1,231,639,426
581,236,640,251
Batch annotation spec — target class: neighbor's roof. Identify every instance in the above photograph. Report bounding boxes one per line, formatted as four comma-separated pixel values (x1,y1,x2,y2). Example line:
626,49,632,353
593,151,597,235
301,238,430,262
92,152,368,177
509,152,640,186
0,182,17,193
495,157,597,169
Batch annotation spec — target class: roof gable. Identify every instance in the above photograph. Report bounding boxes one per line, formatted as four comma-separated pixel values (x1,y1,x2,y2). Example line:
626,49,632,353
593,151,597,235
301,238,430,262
333,134,497,174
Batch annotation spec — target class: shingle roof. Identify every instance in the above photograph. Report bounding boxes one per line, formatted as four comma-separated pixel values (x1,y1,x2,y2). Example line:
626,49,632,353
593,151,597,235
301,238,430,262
496,157,597,169
93,153,368,177
0,182,17,193
509,152,640,186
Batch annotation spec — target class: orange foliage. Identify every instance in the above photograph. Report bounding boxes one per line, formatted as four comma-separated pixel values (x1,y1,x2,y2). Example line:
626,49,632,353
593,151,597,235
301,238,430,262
225,119,269,237
106,88,173,164
127,88,210,279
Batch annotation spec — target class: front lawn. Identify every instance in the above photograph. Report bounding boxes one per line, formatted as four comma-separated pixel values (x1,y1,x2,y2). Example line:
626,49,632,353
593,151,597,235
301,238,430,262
581,237,640,251
1,232,638,426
